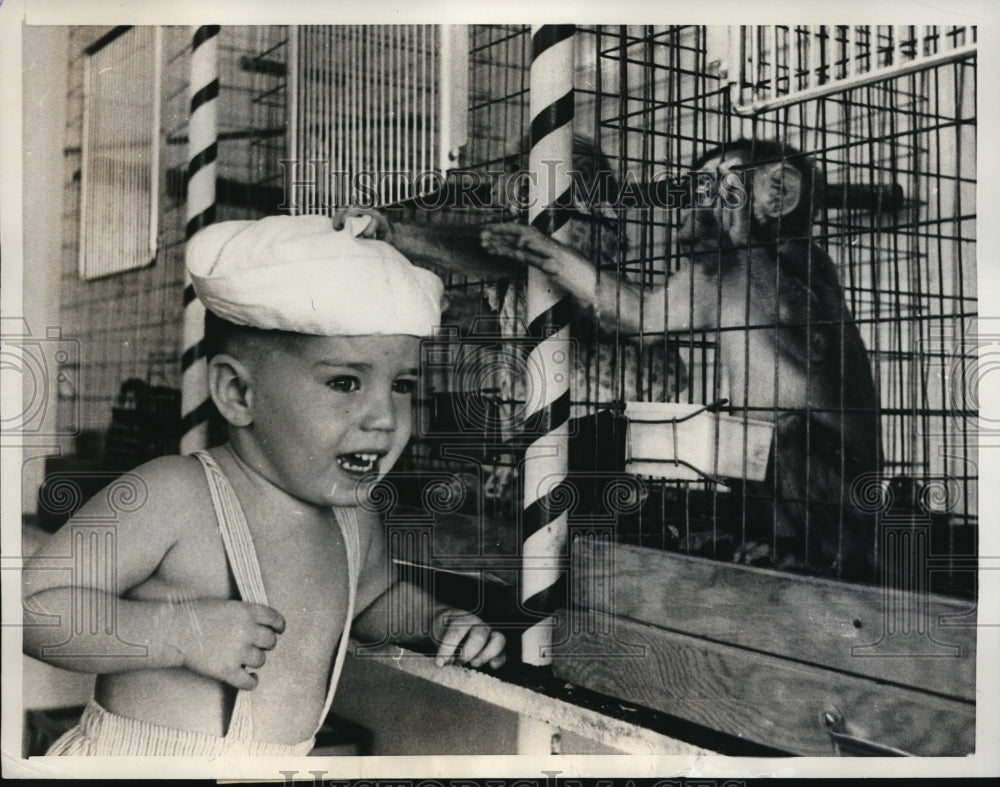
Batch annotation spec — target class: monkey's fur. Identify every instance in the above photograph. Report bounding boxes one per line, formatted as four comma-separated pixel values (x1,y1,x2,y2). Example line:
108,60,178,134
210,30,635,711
480,139,882,581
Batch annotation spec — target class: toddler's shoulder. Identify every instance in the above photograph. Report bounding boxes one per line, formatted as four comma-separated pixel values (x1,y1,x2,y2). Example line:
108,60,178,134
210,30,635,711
83,454,213,539
29,455,217,581
129,453,206,493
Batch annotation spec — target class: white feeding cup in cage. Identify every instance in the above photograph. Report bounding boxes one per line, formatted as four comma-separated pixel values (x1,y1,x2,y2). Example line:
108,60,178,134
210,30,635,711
624,401,774,482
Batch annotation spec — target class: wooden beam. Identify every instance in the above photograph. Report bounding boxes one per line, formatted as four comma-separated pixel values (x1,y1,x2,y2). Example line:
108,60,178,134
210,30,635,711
568,539,976,701
553,612,975,756
348,643,711,756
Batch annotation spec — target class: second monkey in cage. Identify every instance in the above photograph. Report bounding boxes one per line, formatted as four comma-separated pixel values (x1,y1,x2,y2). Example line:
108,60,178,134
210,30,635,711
481,139,883,582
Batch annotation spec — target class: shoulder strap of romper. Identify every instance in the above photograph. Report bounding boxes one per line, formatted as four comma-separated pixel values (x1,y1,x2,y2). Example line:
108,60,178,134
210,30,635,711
311,505,360,737
191,449,265,745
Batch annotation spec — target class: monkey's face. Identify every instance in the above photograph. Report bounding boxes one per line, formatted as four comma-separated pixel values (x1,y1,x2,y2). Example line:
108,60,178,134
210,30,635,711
678,153,745,251
678,151,806,252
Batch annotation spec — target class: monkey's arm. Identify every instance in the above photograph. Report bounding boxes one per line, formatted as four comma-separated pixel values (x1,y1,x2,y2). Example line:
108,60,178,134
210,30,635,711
480,223,599,306
392,222,524,280
480,223,713,337
333,207,518,280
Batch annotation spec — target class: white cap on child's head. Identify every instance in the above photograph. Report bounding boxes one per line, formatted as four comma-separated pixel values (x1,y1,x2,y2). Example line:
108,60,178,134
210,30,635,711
187,214,445,337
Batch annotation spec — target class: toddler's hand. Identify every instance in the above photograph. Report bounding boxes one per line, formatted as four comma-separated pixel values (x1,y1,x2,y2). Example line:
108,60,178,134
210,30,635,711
171,599,285,690
432,608,506,670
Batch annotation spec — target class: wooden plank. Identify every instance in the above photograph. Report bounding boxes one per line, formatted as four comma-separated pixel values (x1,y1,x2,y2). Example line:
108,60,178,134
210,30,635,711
569,539,976,701
553,613,975,756
346,643,711,756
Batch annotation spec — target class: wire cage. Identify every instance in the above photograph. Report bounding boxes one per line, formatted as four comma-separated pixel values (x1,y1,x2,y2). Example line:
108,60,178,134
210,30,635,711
264,24,977,595
374,24,978,596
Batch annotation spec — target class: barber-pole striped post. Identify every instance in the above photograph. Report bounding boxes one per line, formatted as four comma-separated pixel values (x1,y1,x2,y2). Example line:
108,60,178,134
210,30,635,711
181,25,219,454
521,24,575,669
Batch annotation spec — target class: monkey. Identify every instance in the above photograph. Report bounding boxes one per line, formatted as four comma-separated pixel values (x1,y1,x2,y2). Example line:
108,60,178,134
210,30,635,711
477,139,883,582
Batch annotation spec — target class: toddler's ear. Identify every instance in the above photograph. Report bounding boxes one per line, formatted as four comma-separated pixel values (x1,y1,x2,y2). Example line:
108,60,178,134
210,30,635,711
208,354,254,427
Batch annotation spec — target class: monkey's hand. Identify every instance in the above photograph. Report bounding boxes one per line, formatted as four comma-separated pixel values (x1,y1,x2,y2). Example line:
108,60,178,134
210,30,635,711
331,207,394,240
480,224,598,308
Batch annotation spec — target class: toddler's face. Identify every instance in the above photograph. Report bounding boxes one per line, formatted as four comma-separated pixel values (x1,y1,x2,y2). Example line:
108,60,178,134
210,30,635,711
245,333,420,507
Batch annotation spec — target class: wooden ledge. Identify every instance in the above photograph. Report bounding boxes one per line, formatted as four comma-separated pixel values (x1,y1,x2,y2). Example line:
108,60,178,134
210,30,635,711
347,642,712,756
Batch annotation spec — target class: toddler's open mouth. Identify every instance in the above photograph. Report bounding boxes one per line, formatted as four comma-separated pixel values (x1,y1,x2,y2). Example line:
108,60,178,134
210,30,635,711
336,452,383,475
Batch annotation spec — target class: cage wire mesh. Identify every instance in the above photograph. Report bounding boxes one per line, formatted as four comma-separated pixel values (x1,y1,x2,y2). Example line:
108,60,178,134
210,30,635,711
728,25,978,114
721,26,977,592
376,25,535,521
397,24,977,592
288,25,444,211
218,24,976,593
239,26,291,218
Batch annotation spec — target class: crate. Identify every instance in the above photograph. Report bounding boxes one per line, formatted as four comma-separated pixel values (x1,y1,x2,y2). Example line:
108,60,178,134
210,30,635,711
552,539,976,756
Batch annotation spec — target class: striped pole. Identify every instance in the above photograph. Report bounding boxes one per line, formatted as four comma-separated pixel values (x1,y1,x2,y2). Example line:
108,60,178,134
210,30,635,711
521,24,575,667
181,25,219,454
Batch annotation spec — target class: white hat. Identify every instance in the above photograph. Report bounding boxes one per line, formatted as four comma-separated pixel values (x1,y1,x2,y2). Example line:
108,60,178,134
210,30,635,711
187,214,445,336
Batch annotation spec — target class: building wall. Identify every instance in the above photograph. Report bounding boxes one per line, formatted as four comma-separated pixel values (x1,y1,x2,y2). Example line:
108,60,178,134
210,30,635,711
22,26,70,515
58,26,187,441
56,25,287,444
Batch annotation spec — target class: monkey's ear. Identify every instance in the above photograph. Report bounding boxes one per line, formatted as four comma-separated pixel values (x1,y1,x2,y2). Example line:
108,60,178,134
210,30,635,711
755,162,803,219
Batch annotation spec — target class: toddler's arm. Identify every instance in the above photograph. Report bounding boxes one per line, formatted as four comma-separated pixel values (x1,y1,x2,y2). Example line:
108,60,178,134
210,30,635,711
351,508,506,670
353,581,507,670
22,457,284,690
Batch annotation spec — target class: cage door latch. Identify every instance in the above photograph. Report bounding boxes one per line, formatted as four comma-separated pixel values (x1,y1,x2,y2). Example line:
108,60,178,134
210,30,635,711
820,705,913,756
